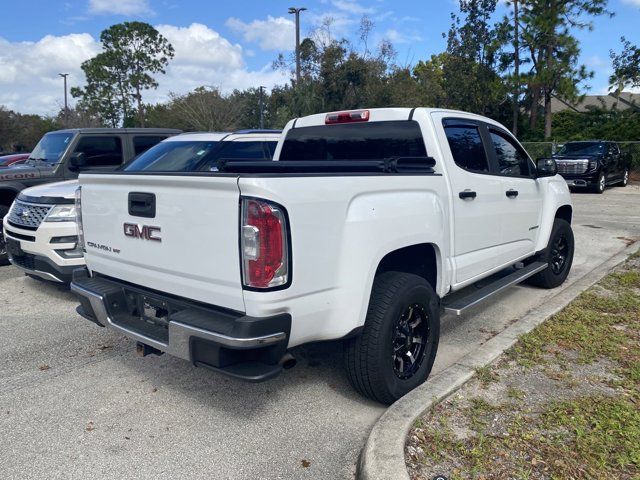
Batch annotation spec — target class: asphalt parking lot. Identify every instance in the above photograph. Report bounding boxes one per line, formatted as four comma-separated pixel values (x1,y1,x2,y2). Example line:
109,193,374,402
1,185,639,480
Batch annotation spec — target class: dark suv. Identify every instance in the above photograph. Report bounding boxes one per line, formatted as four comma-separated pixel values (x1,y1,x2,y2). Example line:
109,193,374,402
553,141,631,193
0,128,180,264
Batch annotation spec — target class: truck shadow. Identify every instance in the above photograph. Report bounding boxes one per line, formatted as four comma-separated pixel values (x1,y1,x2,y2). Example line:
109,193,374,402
108,336,384,420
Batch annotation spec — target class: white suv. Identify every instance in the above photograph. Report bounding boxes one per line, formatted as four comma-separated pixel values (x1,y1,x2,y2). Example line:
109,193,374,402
2,130,280,283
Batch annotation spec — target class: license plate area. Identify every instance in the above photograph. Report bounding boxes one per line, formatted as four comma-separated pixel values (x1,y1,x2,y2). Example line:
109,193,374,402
138,295,170,328
109,290,171,343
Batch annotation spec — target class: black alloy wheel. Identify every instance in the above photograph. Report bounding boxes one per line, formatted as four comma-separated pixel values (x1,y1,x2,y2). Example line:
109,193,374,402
392,303,429,380
549,233,569,275
344,271,440,404
527,218,574,289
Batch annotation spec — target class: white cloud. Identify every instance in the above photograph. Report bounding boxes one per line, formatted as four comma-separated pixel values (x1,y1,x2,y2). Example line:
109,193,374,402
157,23,244,69
151,23,288,100
585,55,608,69
621,0,640,6
330,0,375,14
0,23,288,116
383,28,423,44
226,16,295,51
306,11,358,39
0,33,100,113
88,0,153,16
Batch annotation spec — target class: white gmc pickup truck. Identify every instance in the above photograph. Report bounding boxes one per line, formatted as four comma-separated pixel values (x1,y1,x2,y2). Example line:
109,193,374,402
71,108,573,403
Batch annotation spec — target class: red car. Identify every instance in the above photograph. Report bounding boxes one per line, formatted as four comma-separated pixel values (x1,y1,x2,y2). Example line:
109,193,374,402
0,153,30,167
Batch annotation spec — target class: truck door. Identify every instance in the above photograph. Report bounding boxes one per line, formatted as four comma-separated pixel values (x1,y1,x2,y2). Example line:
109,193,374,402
434,116,505,286
485,126,542,260
608,142,623,180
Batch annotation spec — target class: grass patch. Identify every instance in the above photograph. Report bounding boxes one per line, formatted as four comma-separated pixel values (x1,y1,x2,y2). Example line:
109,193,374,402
608,270,640,289
474,365,499,387
511,286,639,370
540,396,640,477
407,259,640,480
506,386,525,400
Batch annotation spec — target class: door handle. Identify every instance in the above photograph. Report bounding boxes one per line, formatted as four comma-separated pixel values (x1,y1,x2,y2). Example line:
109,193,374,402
459,190,477,200
128,192,156,218
506,189,519,198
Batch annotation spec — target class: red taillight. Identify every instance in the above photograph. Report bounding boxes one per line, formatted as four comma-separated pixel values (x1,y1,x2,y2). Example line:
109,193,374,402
241,198,289,289
325,109,370,124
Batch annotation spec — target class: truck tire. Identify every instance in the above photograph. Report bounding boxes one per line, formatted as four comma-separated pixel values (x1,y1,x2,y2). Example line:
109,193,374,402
344,272,440,404
620,168,629,187
592,172,606,193
528,218,574,289
0,205,9,266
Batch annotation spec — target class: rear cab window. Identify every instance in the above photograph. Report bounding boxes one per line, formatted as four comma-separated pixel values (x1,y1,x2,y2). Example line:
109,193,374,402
279,121,427,161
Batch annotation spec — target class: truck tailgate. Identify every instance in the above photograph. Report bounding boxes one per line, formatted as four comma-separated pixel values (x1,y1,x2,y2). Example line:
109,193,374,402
79,174,245,312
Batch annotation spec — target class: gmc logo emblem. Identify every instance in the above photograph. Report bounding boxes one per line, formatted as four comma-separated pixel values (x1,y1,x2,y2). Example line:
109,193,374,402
123,223,162,242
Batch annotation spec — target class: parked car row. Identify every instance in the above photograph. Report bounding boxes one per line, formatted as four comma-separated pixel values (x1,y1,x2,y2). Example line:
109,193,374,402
0,128,181,265
1,129,280,279
7,109,629,403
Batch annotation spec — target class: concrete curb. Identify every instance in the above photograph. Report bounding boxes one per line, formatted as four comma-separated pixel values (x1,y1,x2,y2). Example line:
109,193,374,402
357,243,639,480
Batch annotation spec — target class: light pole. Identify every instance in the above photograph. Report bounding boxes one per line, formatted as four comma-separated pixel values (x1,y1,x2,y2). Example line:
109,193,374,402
258,86,265,129
58,73,69,113
59,73,69,127
288,7,306,85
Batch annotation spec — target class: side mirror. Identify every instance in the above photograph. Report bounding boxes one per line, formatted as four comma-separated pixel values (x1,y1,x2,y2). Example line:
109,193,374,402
536,158,557,178
68,152,87,172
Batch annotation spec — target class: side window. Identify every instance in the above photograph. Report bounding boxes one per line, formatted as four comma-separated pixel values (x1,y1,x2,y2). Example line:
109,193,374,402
133,136,167,156
264,141,277,159
217,141,266,160
74,136,123,166
198,141,267,171
443,124,489,172
489,129,531,177
610,143,620,156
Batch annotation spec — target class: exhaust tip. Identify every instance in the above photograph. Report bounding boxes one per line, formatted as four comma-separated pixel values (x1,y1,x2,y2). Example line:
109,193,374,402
279,353,297,370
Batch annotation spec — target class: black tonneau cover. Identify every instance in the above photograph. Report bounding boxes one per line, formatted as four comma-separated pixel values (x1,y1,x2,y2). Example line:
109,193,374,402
218,157,436,174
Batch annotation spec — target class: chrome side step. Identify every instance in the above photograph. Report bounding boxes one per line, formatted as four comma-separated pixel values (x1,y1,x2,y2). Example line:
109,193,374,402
443,261,548,315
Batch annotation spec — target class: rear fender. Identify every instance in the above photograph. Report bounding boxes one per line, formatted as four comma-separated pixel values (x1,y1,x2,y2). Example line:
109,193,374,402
239,176,450,347
336,189,449,337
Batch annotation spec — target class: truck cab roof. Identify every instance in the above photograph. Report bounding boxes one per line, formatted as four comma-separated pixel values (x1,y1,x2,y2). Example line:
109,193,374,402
287,107,506,129
49,128,183,135
166,131,281,143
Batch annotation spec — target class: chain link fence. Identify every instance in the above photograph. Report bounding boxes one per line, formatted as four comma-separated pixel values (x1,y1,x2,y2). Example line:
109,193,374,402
522,141,640,171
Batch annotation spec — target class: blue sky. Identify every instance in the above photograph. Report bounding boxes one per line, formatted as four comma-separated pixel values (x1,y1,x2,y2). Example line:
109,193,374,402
1,0,639,115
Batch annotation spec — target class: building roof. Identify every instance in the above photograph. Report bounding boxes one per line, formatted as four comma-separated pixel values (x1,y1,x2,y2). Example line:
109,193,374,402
550,92,640,113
